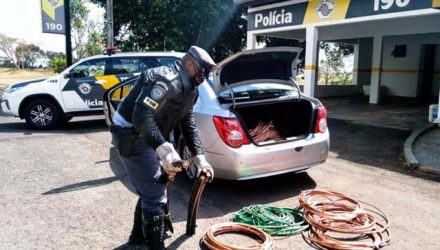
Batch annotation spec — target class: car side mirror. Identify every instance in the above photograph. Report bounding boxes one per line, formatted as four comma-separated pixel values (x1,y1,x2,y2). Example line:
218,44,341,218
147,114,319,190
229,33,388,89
63,73,71,79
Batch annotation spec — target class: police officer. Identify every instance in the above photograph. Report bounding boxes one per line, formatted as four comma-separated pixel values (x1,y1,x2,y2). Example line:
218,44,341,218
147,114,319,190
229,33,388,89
111,46,215,249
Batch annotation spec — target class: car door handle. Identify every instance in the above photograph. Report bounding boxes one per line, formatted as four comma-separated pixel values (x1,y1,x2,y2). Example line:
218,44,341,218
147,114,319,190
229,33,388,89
295,146,304,152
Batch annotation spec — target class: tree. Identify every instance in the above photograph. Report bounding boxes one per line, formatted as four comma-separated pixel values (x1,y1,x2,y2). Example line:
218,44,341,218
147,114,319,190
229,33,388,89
15,43,44,69
0,33,20,69
45,51,65,61
90,0,247,61
44,50,65,70
83,23,105,56
51,55,67,73
320,42,354,57
318,42,352,85
71,0,105,60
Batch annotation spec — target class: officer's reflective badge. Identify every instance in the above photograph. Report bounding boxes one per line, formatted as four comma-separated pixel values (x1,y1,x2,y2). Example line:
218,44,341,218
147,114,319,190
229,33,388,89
151,84,166,101
78,83,91,95
143,97,159,110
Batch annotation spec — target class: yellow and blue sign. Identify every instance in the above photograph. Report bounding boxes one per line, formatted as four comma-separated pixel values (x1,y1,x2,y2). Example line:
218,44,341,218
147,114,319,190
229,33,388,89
41,0,65,34
248,0,440,31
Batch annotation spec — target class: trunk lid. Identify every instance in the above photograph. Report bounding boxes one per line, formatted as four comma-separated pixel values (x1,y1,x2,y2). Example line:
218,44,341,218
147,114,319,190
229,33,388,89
211,47,302,94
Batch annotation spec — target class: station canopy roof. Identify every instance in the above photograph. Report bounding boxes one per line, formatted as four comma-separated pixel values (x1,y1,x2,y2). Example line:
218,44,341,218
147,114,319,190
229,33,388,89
234,0,290,7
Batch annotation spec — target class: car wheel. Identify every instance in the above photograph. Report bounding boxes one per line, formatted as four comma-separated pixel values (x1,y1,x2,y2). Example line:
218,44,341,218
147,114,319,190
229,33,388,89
24,99,61,130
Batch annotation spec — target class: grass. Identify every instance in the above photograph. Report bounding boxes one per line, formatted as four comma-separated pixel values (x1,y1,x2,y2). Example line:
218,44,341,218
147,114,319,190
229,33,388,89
0,68,55,90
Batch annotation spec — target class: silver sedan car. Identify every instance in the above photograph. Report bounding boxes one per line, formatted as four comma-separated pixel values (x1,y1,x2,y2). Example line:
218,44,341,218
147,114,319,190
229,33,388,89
104,47,329,180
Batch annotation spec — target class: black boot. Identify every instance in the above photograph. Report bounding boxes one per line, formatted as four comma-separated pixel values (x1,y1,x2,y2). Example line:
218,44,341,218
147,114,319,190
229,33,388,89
163,212,173,239
127,199,145,246
142,213,165,250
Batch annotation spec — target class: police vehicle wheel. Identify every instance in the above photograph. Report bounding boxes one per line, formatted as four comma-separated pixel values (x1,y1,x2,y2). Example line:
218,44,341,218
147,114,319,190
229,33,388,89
24,99,61,130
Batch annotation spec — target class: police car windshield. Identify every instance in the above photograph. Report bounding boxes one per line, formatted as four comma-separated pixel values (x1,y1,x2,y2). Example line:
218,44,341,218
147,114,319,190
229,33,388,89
218,83,298,103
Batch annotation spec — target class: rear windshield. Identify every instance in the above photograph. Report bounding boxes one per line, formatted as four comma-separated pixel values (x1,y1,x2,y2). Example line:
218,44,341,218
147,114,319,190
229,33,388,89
218,83,298,103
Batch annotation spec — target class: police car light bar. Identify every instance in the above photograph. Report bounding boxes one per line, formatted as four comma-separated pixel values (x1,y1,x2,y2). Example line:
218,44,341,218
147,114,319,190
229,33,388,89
103,46,121,56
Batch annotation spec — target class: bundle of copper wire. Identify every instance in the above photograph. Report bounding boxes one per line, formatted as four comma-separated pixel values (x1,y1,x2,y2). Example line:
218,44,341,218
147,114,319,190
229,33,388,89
202,222,274,250
299,190,391,250
249,120,283,143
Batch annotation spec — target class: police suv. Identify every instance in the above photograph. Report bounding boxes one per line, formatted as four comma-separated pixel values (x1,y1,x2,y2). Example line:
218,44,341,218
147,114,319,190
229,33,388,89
0,50,183,129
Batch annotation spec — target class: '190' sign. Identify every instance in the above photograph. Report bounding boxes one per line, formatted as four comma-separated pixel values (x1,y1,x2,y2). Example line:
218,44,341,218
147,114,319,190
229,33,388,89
45,22,63,31
374,0,410,11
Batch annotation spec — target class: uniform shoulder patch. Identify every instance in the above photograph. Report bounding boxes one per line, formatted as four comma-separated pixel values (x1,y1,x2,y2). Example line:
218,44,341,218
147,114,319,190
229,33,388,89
151,83,167,100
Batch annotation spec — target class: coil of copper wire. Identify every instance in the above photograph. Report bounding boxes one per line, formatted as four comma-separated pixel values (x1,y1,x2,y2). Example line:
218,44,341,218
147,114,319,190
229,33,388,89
249,120,283,143
202,222,274,250
299,189,391,250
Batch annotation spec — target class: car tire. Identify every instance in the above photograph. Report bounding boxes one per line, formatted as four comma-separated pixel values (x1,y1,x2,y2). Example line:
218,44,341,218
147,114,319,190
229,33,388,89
24,99,61,130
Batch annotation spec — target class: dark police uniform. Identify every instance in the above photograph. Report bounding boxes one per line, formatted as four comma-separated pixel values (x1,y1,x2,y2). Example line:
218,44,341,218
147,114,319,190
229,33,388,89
111,60,205,248
111,45,216,249
113,60,204,206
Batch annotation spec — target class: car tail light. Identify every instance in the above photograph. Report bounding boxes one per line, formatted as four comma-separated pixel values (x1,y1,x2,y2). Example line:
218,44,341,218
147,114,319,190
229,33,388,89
314,106,327,133
213,116,250,148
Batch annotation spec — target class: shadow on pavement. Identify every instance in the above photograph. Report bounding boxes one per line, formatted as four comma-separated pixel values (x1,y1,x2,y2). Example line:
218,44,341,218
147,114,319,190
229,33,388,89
41,147,129,196
109,147,137,194
328,118,440,182
108,146,317,223
112,234,194,250
321,96,428,131
0,117,108,135
166,234,193,250
41,176,121,195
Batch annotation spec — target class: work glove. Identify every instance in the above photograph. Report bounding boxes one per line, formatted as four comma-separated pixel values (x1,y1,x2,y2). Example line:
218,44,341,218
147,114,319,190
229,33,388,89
156,142,183,176
191,155,214,182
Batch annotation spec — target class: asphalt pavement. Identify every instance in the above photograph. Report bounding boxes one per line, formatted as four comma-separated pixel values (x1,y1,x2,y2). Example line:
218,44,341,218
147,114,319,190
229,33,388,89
0,97,439,250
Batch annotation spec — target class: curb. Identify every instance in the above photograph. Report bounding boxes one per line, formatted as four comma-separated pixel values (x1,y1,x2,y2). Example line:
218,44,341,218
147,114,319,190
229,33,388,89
403,123,436,168
417,164,440,176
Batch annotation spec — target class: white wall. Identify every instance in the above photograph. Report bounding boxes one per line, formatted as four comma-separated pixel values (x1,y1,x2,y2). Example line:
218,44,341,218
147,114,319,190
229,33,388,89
254,13,440,99
381,33,440,97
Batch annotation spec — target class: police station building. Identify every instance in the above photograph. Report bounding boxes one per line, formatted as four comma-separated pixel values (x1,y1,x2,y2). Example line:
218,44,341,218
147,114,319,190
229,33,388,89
236,0,440,105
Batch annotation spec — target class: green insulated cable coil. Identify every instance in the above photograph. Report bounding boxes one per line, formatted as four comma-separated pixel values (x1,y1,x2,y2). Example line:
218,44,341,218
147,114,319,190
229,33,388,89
233,205,309,236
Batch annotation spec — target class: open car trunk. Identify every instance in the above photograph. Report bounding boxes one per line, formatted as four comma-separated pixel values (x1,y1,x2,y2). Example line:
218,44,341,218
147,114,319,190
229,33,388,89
233,99,314,145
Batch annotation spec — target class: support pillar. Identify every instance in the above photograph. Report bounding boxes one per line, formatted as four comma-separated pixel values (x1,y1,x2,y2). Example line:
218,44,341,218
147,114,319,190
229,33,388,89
369,36,383,104
352,43,359,86
437,87,440,123
304,26,318,97
246,32,257,50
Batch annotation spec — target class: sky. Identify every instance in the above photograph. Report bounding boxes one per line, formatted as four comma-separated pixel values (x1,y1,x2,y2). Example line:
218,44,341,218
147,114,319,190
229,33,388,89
0,0,104,53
